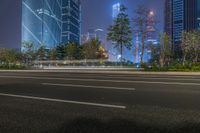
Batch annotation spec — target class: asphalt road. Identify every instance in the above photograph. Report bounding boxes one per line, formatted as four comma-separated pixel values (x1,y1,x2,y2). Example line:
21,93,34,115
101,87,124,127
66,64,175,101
0,71,200,133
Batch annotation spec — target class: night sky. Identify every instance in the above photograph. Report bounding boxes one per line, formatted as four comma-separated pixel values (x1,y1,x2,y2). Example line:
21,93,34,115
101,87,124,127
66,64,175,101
0,0,164,49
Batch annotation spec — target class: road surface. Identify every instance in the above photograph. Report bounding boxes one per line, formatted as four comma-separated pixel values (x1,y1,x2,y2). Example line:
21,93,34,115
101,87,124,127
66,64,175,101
0,71,200,133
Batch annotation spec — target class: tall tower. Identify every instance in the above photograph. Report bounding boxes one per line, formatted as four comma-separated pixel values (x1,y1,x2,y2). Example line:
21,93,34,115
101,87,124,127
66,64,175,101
22,0,62,49
61,0,81,44
146,11,156,43
22,0,81,51
112,3,121,19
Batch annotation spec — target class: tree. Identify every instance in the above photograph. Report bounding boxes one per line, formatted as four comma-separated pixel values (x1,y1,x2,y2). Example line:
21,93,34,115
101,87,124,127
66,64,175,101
5,49,19,64
56,44,66,60
37,45,46,61
76,45,84,60
133,5,151,64
82,39,101,59
192,31,200,63
22,41,35,64
0,48,20,68
65,43,79,60
48,48,57,60
181,31,200,64
107,5,132,64
159,33,171,67
97,45,109,60
55,43,84,60
0,48,7,62
181,31,191,65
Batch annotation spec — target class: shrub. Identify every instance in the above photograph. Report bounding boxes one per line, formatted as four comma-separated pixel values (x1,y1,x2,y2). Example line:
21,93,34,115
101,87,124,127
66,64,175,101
0,64,27,70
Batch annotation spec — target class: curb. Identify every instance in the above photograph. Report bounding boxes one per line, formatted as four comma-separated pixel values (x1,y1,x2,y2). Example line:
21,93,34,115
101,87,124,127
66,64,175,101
0,69,200,76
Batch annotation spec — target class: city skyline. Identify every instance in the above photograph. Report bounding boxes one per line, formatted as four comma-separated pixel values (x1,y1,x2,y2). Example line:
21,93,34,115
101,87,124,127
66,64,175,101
0,0,164,49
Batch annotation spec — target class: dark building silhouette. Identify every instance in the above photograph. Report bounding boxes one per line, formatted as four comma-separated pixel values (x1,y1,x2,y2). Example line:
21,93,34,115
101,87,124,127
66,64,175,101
164,0,172,38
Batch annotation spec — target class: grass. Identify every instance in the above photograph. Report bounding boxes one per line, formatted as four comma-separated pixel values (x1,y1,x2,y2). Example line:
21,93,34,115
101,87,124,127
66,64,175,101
144,65,200,72
0,65,27,70
0,96,200,133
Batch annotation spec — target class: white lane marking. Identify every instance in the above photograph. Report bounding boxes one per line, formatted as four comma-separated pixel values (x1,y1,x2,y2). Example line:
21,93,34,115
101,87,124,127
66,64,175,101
107,74,198,78
42,83,136,91
0,76,200,86
105,75,200,81
0,93,126,109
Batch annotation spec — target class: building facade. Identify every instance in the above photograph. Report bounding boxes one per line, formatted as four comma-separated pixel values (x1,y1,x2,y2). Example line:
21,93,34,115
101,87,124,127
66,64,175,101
165,0,200,51
164,0,172,39
62,0,81,44
22,0,81,50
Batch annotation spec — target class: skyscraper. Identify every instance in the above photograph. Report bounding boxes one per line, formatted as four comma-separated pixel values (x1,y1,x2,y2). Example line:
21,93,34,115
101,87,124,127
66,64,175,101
22,0,81,50
146,11,157,44
165,0,200,51
112,3,121,19
62,0,81,44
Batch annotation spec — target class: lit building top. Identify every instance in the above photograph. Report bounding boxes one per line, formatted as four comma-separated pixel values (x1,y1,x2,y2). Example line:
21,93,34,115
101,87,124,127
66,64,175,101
112,3,121,18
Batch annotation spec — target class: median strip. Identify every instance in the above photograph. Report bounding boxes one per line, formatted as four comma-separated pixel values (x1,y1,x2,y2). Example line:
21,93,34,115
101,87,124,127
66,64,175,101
0,93,126,109
42,83,136,91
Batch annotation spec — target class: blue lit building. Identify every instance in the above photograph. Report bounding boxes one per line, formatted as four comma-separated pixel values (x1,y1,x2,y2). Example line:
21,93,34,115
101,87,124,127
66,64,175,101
112,3,121,19
22,0,81,50
165,0,200,51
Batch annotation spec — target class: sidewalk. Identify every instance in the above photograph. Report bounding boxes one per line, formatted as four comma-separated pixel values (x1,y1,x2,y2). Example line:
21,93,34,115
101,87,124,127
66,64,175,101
0,67,200,76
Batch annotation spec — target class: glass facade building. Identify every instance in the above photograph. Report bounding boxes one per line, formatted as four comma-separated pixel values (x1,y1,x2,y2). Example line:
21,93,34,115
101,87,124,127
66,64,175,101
173,0,184,44
62,0,81,44
22,0,81,50
165,0,200,51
